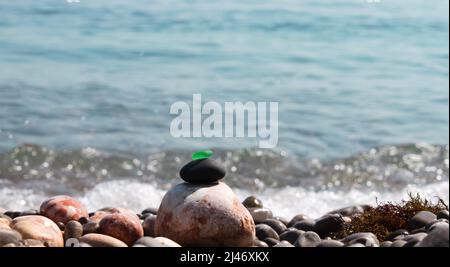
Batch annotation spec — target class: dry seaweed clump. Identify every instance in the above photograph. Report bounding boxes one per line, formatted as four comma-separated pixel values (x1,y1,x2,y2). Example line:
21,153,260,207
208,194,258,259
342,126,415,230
340,193,448,242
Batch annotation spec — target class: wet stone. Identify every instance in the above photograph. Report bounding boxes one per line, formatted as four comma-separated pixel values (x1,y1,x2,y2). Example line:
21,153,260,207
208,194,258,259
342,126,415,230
314,214,345,238
279,228,303,244
253,239,268,247
242,196,263,209
261,219,286,234
143,215,157,237
179,158,226,184
408,211,437,230
82,221,100,235
273,216,288,226
416,222,449,247
255,224,279,240
64,220,83,241
273,241,295,247
387,229,409,241
403,233,427,247
316,240,344,247
294,231,321,247
380,241,393,247
263,237,280,247
287,214,310,228
249,208,273,223
436,210,449,220
340,232,379,247
292,219,316,232
0,229,22,246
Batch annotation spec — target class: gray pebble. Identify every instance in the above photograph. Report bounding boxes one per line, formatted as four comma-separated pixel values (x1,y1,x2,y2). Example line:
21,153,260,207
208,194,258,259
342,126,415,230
64,220,83,241
273,241,295,247
82,221,99,235
253,240,268,247
390,240,407,247
314,214,345,238
256,224,279,240
261,219,286,234
436,210,449,220
292,219,316,232
387,229,409,240
263,237,280,247
134,236,163,247
294,231,321,247
326,205,366,217
279,228,303,244
0,229,22,246
250,208,273,223
316,240,344,247
402,233,427,247
345,243,366,247
273,216,289,226
242,196,263,209
380,241,392,247
142,214,157,237
340,232,379,247
408,211,437,230
416,222,449,247
287,214,310,227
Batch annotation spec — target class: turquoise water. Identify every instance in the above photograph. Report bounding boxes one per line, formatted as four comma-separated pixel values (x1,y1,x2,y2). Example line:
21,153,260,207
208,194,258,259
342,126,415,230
0,0,448,215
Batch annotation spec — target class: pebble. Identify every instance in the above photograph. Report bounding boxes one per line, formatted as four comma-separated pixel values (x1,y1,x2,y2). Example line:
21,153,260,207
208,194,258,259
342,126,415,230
380,241,393,247
99,208,144,246
402,233,427,247
253,240,269,247
316,240,344,247
390,240,407,247
0,228,22,246
64,220,83,241
345,243,366,247
287,214,310,227
156,182,255,247
249,208,273,223
78,217,89,225
79,233,128,247
4,211,21,219
141,207,158,215
279,228,303,244
273,241,295,247
134,236,163,247
273,216,289,226
255,224,279,240
387,229,409,241
143,214,157,237
0,214,12,229
261,219,286,234
263,237,280,247
3,239,47,247
314,214,345,238
340,232,379,247
154,237,182,247
40,195,89,224
83,221,100,234
10,215,64,247
292,219,316,232
407,211,437,230
294,231,321,247
416,222,449,247
242,196,263,209
179,158,226,183
436,210,449,220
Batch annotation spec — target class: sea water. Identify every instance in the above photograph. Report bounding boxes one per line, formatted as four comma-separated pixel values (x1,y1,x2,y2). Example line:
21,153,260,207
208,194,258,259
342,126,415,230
0,0,448,218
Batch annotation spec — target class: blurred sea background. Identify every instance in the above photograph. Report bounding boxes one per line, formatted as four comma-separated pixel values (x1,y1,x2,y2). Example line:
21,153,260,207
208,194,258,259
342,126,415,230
0,0,448,218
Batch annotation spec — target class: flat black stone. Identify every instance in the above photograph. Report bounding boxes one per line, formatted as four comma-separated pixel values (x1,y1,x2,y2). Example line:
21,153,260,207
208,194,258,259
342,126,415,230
179,158,226,184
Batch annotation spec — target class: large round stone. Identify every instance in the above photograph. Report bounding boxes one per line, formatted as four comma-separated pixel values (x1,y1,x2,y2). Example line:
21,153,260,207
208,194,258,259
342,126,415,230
98,208,144,246
179,158,226,184
40,195,89,225
155,182,255,247
10,215,64,247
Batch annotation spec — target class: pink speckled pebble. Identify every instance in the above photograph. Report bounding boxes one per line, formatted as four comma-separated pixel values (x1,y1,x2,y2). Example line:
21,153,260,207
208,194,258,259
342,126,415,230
40,195,88,224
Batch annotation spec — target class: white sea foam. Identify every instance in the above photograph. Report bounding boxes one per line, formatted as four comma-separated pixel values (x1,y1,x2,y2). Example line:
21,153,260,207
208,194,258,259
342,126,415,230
1,179,448,220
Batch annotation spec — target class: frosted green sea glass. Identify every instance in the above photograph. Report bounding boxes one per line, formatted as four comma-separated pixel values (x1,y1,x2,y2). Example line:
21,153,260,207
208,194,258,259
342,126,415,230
192,150,213,160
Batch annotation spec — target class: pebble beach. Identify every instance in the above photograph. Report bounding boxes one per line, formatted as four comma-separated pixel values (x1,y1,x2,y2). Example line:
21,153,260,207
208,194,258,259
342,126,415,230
1,156,448,248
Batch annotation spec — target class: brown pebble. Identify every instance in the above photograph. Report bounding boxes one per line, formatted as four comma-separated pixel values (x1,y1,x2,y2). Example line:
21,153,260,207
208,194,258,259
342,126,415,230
142,215,157,237
82,221,99,235
79,233,128,247
64,220,83,241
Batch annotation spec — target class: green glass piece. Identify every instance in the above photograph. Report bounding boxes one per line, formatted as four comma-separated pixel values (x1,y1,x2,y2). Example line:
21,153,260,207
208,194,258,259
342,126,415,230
192,150,213,160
